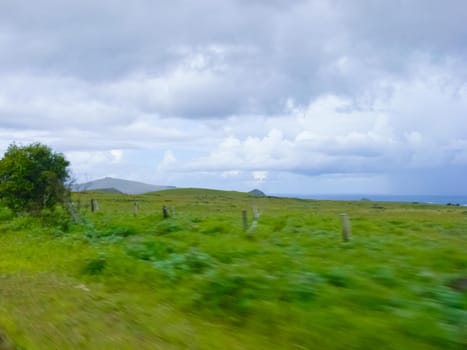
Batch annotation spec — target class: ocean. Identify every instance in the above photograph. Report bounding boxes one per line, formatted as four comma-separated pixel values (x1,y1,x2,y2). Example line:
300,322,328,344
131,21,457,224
275,194,467,206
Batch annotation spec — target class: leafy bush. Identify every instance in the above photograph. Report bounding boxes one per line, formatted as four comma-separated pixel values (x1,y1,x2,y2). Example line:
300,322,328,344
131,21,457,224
153,249,214,281
155,220,182,234
201,222,228,235
103,225,137,237
126,240,174,261
83,224,137,242
0,143,70,214
280,272,322,303
323,267,354,287
368,267,398,287
431,286,464,309
192,266,267,318
191,216,203,223
40,205,73,232
4,215,36,231
82,255,107,275
0,206,13,221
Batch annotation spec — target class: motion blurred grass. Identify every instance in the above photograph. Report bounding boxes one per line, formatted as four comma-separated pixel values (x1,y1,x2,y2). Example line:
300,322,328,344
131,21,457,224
0,189,466,349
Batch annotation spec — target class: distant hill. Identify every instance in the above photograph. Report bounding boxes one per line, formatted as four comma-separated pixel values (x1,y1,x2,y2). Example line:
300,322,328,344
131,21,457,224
93,187,124,194
248,189,266,197
74,177,175,195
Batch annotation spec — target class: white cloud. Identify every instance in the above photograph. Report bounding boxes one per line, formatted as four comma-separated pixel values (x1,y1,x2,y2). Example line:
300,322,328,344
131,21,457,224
67,150,123,167
252,170,268,183
1,1,467,193
109,149,123,163
158,150,177,171
222,170,241,178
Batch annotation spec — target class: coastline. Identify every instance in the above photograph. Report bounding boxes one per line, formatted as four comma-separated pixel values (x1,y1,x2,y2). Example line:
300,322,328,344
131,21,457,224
273,194,467,206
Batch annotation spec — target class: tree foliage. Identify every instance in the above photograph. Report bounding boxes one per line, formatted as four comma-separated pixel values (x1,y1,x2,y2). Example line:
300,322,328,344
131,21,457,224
0,143,71,214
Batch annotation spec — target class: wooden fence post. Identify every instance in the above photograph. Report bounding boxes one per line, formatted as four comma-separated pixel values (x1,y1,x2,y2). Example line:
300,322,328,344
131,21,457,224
242,210,248,231
340,213,351,241
133,202,138,216
90,199,95,213
162,205,169,219
0,326,14,350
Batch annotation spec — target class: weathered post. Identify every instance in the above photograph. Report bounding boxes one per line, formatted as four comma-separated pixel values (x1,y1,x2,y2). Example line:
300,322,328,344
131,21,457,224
0,326,15,350
90,199,95,213
133,202,138,216
242,210,248,231
68,202,79,222
162,205,169,219
253,205,260,219
340,213,351,241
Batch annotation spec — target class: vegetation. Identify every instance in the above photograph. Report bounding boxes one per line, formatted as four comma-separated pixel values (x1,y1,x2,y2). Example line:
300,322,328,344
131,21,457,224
0,189,466,349
0,143,70,215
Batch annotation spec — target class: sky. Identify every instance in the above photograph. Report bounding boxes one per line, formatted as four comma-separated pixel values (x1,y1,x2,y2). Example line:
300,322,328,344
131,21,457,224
1,0,467,195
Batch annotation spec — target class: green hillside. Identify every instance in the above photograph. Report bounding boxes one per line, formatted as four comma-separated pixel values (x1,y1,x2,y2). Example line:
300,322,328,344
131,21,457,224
0,189,466,349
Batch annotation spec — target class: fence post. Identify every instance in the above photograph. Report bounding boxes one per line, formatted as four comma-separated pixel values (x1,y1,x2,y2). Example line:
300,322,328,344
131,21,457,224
133,202,138,216
0,326,14,350
91,199,95,213
340,213,351,241
162,205,169,219
242,210,248,231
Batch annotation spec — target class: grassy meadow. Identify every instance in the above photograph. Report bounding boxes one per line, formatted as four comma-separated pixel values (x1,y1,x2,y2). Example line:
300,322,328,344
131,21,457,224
0,188,466,349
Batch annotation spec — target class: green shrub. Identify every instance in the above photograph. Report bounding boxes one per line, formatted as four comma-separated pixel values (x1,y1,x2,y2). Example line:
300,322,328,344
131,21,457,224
103,225,137,237
82,255,107,275
40,205,73,232
368,267,398,287
83,224,136,242
280,272,322,303
184,249,213,273
190,216,203,223
6,215,36,231
201,222,228,235
0,206,13,221
431,286,464,309
153,249,214,281
193,267,265,318
155,220,182,234
126,240,173,261
323,267,353,287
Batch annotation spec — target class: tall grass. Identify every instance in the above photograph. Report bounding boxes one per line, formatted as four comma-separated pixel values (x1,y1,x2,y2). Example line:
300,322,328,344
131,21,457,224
0,189,465,349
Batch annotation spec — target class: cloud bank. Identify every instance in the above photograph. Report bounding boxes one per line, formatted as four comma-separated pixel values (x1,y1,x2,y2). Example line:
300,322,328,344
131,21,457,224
1,0,466,194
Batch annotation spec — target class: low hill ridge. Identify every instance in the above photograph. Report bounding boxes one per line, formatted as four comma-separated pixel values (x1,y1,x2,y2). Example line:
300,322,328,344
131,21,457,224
74,177,175,195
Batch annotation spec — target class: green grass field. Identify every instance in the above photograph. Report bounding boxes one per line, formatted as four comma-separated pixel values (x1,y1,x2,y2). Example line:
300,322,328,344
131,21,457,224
0,189,466,349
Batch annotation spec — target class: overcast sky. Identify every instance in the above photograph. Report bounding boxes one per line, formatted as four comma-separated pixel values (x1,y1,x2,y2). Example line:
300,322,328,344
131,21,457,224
1,0,467,194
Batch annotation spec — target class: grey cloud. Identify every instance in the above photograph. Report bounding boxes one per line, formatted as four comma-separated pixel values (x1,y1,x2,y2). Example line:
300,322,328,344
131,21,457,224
2,0,466,119
1,0,467,194
339,0,467,55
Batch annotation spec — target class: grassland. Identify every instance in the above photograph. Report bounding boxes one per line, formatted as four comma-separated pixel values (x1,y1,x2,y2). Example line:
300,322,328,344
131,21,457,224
0,188,466,349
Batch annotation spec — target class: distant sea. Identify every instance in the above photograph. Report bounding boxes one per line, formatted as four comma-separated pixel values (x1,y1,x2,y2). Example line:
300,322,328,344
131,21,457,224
274,194,467,206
